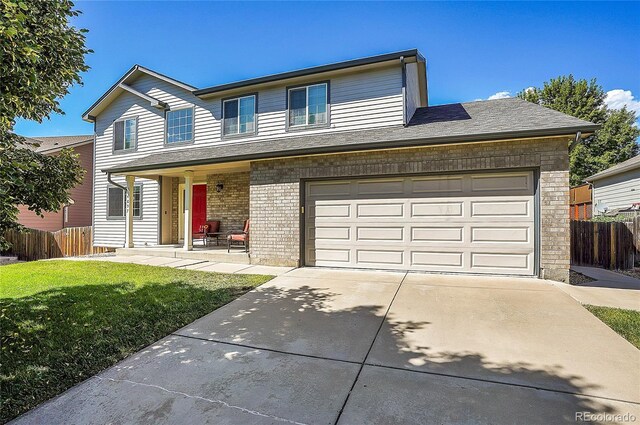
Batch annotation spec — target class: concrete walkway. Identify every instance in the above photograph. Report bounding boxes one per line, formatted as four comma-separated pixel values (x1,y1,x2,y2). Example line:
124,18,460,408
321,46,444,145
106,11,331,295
61,254,295,276
555,266,640,311
12,269,640,424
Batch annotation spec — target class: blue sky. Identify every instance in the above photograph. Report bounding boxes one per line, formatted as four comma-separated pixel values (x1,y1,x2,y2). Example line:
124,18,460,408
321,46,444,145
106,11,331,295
15,1,640,137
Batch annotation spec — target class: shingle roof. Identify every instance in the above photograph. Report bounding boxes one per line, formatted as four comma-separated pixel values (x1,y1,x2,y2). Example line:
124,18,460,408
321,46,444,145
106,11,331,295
104,98,599,174
22,135,93,153
586,155,640,181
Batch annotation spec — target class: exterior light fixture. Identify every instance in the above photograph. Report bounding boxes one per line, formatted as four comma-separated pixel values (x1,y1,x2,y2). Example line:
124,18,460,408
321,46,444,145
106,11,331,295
216,183,224,192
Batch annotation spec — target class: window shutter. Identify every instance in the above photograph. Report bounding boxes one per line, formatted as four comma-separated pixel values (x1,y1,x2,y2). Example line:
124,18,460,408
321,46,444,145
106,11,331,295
108,187,124,217
114,121,124,151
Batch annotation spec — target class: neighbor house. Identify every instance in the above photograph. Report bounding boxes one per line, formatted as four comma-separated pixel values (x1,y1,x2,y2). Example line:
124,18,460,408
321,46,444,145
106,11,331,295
587,155,640,216
17,135,94,232
82,50,599,282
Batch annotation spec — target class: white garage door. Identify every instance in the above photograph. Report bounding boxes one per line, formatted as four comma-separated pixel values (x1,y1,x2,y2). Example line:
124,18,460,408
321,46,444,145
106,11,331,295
304,171,536,275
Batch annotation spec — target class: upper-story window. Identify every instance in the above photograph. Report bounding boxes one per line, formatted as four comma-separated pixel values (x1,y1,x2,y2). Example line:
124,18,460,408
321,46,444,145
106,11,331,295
166,107,194,144
288,83,328,128
223,95,256,136
113,117,137,152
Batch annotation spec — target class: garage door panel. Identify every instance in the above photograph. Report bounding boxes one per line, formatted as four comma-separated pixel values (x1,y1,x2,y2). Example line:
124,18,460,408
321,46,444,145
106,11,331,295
357,203,404,217
411,202,463,217
314,204,351,218
357,227,404,241
357,250,404,265
315,249,350,263
411,251,464,267
471,173,531,193
411,227,464,242
356,180,404,195
306,172,536,275
411,177,463,194
471,227,530,243
314,227,351,240
307,181,352,197
471,252,530,270
471,200,531,217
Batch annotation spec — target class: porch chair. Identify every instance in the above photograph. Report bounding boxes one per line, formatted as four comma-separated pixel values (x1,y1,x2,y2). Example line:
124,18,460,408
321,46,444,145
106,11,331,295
227,219,250,253
204,220,221,246
192,223,210,246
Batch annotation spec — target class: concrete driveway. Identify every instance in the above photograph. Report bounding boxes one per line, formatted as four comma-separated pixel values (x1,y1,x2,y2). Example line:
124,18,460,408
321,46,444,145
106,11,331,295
14,269,640,425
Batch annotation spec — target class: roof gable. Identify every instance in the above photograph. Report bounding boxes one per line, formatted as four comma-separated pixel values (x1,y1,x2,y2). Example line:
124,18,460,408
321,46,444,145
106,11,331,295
82,65,196,122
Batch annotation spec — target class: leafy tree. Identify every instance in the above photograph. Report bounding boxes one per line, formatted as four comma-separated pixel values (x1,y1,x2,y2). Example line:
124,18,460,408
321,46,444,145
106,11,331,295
0,0,91,250
517,75,639,186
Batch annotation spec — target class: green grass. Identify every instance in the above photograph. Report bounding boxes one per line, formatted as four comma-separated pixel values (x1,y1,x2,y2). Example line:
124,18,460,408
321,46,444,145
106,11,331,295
0,260,272,423
585,305,640,349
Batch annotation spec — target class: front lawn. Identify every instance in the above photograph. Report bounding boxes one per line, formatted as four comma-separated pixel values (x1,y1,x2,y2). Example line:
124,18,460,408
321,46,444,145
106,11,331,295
0,260,272,423
585,305,640,349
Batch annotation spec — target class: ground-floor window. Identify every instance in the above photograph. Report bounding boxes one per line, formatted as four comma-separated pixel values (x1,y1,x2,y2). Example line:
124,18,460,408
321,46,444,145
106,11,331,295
107,184,142,219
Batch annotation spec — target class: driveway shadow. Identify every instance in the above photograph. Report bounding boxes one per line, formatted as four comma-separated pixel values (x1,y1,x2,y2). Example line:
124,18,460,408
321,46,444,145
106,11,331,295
175,281,635,424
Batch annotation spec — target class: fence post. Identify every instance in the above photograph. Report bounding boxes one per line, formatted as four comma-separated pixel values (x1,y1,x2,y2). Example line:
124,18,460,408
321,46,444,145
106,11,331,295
591,224,600,264
610,222,616,270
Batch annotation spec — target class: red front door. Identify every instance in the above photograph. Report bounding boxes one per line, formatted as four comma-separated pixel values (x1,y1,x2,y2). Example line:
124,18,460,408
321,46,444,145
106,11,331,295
192,185,207,233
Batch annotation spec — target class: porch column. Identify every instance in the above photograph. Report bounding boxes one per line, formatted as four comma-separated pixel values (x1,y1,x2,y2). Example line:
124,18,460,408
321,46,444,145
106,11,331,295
125,175,135,248
183,171,194,251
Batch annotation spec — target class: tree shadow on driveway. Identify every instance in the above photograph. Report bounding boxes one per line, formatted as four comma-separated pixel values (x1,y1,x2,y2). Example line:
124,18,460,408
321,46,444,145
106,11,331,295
6,279,639,424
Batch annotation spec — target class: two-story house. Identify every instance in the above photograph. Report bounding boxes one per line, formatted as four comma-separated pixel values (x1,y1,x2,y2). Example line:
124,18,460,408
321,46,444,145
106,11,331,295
83,50,598,282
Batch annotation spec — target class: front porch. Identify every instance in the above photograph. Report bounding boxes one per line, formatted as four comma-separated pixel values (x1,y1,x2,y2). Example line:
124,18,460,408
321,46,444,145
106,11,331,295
117,160,251,256
116,244,251,264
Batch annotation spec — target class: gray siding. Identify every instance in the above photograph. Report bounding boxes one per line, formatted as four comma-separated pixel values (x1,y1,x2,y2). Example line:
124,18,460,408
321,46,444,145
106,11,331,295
405,62,421,123
592,168,640,214
93,64,404,247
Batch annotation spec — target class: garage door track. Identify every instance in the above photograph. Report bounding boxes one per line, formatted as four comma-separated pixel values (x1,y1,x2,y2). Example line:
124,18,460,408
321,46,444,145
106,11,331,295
13,269,640,424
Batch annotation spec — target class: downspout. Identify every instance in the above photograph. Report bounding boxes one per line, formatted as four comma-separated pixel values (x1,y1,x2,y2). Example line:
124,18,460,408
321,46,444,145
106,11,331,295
106,171,127,192
568,131,582,152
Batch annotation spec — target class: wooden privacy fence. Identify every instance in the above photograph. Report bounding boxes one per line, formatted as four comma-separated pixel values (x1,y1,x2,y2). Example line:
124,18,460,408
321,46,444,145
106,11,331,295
3,226,111,261
571,217,640,270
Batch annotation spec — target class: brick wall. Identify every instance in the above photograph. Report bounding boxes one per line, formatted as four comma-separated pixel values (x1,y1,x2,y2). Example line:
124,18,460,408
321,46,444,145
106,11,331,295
249,137,571,281
206,171,250,233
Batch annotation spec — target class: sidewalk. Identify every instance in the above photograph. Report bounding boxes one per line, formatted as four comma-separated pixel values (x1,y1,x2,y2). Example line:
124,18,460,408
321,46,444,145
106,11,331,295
553,266,640,311
60,254,295,276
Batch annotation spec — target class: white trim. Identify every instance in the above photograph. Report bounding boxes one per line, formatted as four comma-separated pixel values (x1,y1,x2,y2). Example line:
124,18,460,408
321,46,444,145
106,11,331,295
118,83,168,110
